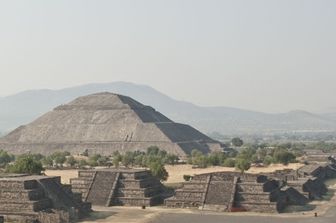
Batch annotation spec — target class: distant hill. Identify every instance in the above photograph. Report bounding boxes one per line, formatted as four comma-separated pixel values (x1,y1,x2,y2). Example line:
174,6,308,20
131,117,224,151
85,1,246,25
0,82,335,135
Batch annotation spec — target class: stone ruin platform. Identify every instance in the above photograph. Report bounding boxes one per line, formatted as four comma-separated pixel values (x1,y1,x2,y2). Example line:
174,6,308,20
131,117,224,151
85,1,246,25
165,172,287,213
70,168,165,207
0,174,91,223
165,166,336,213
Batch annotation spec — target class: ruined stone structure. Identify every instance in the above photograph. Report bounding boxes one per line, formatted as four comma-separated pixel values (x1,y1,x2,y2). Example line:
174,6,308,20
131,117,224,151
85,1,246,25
0,175,91,223
165,163,336,213
70,168,165,207
0,92,223,156
303,150,336,163
165,172,286,213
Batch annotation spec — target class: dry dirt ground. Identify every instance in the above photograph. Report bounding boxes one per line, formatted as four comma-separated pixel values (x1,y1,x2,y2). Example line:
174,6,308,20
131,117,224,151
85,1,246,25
45,163,303,184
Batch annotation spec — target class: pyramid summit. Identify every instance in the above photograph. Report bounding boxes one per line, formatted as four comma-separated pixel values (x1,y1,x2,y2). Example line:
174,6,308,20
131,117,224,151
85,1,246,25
0,92,223,156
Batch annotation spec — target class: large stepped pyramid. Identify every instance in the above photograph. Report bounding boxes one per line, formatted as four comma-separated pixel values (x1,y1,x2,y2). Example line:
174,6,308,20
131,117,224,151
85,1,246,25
0,175,91,223
0,92,223,156
70,168,165,207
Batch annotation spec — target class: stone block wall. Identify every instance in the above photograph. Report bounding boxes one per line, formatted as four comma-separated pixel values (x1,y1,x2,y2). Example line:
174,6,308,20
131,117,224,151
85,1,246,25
0,175,91,223
165,179,208,208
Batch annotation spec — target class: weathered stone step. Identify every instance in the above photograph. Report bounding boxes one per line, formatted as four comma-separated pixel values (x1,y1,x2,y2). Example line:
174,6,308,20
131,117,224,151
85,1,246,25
112,196,162,207
0,199,52,212
118,178,160,188
165,198,202,208
183,183,207,190
174,191,204,200
237,184,264,193
116,187,162,198
236,192,270,202
72,187,88,194
0,180,37,190
0,189,45,201
235,202,278,213
70,178,92,185
175,189,205,193
78,172,96,178
71,183,90,190
120,171,151,180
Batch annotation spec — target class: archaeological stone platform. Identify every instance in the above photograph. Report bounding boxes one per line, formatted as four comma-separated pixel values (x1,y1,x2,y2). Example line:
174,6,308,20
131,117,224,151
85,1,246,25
165,163,336,213
0,92,223,156
0,174,91,223
71,168,165,207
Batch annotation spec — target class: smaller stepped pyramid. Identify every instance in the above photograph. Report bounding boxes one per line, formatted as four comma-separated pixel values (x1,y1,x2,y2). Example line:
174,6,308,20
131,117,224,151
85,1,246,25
166,166,336,213
165,172,289,213
0,175,91,223
70,169,165,207
233,177,285,213
165,172,239,211
0,92,223,156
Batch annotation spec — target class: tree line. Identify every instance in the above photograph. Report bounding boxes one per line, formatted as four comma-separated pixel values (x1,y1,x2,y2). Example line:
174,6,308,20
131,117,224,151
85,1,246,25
0,138,300,179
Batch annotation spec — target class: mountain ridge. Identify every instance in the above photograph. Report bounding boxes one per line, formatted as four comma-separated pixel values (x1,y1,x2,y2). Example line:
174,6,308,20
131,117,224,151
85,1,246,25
0,82,335,135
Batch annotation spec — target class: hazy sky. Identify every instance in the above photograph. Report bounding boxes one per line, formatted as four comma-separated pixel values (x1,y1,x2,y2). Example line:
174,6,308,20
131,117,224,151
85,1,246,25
0,0,335,113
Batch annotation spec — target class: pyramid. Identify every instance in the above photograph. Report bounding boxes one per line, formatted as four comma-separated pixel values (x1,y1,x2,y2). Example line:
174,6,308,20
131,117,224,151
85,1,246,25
0,92,222,156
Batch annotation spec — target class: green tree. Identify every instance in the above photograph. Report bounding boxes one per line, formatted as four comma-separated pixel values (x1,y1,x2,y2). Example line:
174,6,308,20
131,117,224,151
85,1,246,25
223,158,236,167
273,149,296,165
0,150,14,168
88,154,101,167
231,137,244,147
42,156,53,167
50,151,68,166
66,156,77,167
97,156,109,166
192,155,208,168
164,154,179,165
122,151,135,167
263,155,274,166
6,154,44,175
149,161,168,181
134,154,145,166
78,159,88,168
112,152,122,168
235,158,251,173
207,152,226,166
146,146,160,156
